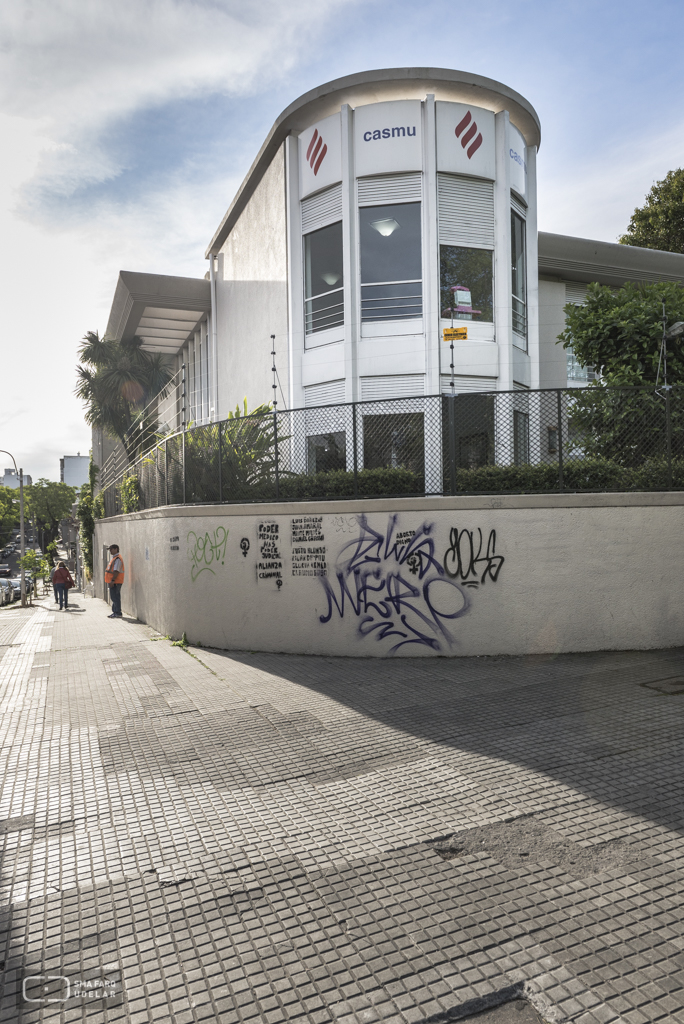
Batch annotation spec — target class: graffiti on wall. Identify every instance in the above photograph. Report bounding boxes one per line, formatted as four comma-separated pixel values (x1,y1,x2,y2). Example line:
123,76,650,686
443,528,504,589
257,521,283,588
318,515,505,654
187,527,228,581
318,515,460,653
292,516,327,578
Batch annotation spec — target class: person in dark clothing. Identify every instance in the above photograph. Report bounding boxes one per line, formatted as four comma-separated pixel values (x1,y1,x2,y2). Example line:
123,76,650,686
53,561,74,610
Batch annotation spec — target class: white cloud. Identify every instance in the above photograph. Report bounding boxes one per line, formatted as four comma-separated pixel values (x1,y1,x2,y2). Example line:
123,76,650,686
0,0,362,480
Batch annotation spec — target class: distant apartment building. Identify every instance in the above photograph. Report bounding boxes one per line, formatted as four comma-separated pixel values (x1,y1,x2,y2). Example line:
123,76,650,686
2,468,32,489
60,454,90,488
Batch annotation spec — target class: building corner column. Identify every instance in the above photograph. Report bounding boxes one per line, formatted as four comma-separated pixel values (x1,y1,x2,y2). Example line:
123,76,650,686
341,103,358,403
494,110,513,392
525,145,540,390
285,134,303,410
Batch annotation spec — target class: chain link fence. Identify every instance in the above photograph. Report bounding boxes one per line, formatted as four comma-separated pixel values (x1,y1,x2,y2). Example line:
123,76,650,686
99,386,684,517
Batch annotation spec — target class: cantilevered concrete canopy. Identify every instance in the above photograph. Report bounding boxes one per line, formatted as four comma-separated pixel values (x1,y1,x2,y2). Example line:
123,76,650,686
106,271,211,355
538,232,684,287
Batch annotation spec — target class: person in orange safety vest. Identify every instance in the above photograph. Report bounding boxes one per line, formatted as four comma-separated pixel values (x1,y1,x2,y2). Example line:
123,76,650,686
105,544,124,618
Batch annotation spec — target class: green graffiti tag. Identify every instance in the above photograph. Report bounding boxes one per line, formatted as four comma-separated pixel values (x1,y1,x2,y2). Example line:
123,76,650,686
187,527,229,581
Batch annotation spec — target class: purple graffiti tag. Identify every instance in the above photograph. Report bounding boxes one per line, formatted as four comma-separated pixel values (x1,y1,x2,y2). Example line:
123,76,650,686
319,515,469,654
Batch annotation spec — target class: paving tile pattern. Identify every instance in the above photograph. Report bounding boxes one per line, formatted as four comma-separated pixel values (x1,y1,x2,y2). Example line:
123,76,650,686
0,597,683,1022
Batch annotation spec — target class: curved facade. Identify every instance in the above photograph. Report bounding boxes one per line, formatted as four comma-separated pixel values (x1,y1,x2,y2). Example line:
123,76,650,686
209,68,541,412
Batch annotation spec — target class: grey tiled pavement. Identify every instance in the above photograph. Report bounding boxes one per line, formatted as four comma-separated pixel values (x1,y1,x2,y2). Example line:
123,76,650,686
1,596,684,1022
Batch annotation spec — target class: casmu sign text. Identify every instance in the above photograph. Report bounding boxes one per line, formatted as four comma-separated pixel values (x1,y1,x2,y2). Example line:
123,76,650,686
362,125,417,141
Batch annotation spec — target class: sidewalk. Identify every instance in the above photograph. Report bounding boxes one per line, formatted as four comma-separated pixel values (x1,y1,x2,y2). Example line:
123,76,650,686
1,593,683,1022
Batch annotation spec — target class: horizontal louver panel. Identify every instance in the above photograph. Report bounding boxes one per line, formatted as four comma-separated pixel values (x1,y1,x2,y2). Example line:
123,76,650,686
357,173,422,206
441,375,497,394
438,174,495,247
565,282,588,305
360,375,425,400
303,379,345,406
510,193,527,219
301,184,343,234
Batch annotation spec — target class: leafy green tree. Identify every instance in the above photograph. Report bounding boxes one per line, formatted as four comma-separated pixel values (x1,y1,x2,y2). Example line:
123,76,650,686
25,480,76,547
559,281,684,468
19,549,51,603
0,485,19,548
76,462,97,576
619,169,684,253
75,331,174,460
559,280,684,385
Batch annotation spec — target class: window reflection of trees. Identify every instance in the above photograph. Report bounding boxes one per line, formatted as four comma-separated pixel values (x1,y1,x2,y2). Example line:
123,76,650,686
439,246,493,322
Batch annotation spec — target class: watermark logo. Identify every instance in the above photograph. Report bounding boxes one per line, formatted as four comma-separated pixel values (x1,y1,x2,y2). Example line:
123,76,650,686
305,129,327,176
20,970,123,1009
454,111,483,159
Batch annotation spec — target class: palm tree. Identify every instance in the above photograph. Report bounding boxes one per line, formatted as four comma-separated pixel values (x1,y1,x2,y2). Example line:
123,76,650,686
75,331,174,460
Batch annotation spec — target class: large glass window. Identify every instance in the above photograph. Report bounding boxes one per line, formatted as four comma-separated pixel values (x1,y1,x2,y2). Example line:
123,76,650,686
440,246,493,322
304,222,344,335
359,202,422,322
511,211,527,344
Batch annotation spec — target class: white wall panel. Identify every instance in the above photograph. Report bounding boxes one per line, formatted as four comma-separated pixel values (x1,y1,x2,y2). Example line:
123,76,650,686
436,102,495,180
354,101,422,177
301,184,343,233
303,379,346,406
438,174,495,247
299,113,342,198
360,374,425,400
357,173,422,206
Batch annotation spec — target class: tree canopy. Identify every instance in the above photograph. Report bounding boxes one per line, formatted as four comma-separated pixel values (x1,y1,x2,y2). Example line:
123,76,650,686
619,168,684,253
75,331,174,457
0,486,19,548
558,280,684,385
25,479,77,545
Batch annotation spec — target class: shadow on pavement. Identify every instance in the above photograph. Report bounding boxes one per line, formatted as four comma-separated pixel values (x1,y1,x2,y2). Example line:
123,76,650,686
201,643,684,842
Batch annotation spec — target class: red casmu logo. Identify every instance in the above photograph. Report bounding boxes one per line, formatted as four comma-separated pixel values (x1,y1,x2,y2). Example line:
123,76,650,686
306,129,327,176
455,111,483,159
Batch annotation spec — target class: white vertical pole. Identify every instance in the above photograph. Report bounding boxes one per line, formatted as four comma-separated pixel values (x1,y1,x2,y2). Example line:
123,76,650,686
284,134,303,412
494,110,513,393
209,254,219,421
341,103,358,405
19,469,26,607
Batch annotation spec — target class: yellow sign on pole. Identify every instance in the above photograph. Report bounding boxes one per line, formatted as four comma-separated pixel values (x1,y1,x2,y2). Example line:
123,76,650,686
443,327,467,341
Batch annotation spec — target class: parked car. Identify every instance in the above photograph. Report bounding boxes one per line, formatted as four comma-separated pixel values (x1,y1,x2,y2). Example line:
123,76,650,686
0,579,13,605
9,577,33,598
0,564,11,578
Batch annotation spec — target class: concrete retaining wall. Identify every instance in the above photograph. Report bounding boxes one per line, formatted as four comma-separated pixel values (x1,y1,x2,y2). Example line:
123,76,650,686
93,492,684,658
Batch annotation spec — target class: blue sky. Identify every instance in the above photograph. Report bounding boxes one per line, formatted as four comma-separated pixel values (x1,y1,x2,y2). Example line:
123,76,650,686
1,0,683,478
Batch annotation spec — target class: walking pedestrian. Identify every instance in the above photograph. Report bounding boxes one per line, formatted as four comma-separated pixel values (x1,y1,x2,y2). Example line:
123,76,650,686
105,544,124,619
52,561,74,610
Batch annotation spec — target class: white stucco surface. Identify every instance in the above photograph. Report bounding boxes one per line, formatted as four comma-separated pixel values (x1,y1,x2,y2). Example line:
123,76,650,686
94,493,684,659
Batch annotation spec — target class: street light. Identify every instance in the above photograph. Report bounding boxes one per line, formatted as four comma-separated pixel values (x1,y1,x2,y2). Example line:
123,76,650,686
0,450,26,607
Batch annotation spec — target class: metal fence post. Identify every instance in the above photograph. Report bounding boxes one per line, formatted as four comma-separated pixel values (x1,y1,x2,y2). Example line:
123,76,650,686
666,389,673,489
273,410,280,501
448,395,457,495
165,439,168,506
218,423,223,503
181,361,187,505
352,402,359,496
182,430,186,504
557,389,564,491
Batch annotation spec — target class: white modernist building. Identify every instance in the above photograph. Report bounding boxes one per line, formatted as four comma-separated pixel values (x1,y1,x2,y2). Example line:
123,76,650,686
102,67,684,440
